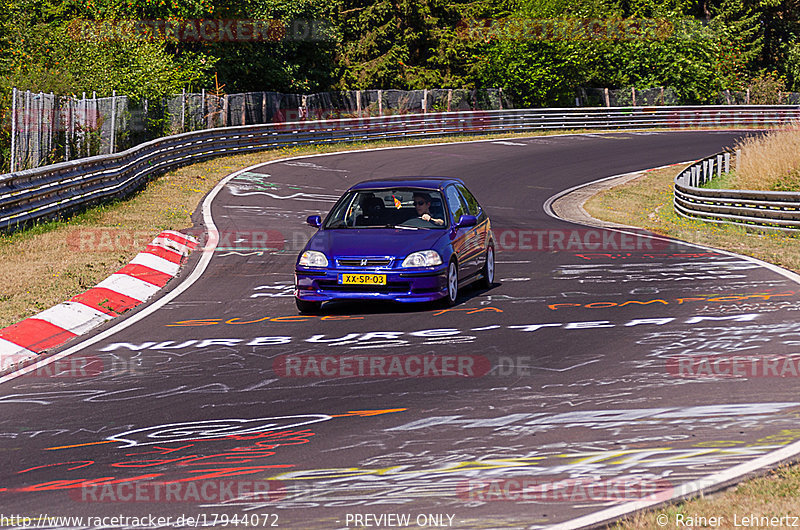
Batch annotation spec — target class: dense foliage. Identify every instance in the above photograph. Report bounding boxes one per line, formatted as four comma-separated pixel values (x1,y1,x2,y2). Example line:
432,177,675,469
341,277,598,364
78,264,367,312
1,0,798,165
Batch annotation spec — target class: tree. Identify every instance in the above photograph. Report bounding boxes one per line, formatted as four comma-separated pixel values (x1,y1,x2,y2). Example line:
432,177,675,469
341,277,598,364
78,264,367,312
334,0,497,89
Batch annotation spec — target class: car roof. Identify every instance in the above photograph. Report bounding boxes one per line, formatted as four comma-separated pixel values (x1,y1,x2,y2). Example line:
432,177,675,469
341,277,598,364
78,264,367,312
348,177,465,192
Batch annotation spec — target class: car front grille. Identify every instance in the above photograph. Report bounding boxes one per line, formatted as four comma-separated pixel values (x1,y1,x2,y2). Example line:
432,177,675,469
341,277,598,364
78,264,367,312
336,257,393,268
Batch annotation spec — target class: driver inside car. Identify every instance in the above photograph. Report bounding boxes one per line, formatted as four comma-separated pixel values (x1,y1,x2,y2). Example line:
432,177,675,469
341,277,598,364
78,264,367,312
413,192,444,226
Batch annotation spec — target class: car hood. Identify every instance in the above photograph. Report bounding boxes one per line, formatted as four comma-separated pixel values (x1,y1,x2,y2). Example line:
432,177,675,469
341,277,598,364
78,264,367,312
306,228,446,259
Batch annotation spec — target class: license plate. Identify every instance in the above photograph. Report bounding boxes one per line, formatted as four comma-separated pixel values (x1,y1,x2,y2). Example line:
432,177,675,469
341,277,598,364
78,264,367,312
340,273,386,285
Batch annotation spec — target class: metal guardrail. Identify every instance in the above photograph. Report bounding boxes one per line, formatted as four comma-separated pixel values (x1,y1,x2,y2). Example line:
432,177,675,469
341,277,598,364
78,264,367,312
674,150,800,232
3,105,800,231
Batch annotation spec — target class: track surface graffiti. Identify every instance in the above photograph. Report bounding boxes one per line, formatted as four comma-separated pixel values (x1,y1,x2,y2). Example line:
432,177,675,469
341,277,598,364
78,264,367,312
3,132,798,527
5,410,405,494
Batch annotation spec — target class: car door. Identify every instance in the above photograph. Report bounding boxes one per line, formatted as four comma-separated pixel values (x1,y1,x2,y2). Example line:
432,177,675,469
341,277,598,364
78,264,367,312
444,185,478,278
456,183,490,272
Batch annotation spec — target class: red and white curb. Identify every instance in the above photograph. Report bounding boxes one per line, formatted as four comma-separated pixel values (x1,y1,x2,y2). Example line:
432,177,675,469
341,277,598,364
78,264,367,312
0,230,197,372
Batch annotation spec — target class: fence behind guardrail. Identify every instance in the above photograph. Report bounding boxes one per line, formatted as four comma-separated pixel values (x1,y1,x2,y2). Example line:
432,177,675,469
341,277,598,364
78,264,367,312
3,105,800,232
8,87,511,172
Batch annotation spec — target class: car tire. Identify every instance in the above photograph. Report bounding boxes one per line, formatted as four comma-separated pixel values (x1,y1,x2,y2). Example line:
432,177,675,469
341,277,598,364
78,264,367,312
296,298,322,314
440,259,459,307
478,244,495,289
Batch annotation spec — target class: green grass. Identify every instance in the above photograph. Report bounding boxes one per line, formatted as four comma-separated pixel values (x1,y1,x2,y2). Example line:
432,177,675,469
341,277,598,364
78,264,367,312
699,170,737,190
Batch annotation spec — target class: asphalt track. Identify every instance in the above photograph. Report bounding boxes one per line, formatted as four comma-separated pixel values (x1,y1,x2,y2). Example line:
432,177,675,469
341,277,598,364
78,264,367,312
4,130,800,529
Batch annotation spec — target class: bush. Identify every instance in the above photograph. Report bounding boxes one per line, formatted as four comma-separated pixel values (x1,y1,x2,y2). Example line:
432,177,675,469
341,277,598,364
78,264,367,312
747,71,786,104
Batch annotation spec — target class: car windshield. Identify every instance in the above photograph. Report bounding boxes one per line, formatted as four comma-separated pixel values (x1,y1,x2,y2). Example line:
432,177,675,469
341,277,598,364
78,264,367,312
324,188,448,229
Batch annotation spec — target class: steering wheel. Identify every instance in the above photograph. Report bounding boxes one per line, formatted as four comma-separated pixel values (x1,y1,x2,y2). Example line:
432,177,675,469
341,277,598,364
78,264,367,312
400,217,439,228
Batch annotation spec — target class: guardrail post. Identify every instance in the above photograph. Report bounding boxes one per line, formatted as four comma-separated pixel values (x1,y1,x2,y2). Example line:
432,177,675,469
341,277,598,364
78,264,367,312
81,92,87,157
298,95,306,120
422,89,428,113
181,88,185,132
378,90,383,116
21,90,28,169
142,97,148,143
9,87,16,172
717,154,723,177
65,96,71,161
111,90,117,153
24,90,32,167
707,159,713,184
261,92,267,123
38,91,44,166
49,92,55,162
201,89,206,129
223,95,229,127
724,152,730,173
356,90,362,117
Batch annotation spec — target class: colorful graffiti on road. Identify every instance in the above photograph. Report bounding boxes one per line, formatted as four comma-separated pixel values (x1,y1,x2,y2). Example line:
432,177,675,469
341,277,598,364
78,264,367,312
3,410,405,494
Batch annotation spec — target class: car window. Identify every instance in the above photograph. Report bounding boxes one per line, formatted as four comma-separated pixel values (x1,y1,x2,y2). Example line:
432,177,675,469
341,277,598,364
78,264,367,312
324,188,447,229
456,184,481,217
444,185,468,222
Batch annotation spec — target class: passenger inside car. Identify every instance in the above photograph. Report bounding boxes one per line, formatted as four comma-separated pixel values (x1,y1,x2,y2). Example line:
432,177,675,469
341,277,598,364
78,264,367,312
356,196,386,226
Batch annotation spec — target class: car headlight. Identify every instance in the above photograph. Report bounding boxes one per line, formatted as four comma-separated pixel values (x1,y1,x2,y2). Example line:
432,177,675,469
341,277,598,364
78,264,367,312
298,250,329,267
401,250,443,268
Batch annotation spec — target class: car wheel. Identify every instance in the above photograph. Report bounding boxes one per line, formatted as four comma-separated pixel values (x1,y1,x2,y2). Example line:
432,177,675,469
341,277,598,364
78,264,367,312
478,245,495,289
296,298,322,314
442,259,459,307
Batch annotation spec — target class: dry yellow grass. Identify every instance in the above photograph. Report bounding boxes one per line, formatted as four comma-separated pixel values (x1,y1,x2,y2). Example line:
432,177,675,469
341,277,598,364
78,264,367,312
734,127,800,191
613,463,800,529
584,164,800,274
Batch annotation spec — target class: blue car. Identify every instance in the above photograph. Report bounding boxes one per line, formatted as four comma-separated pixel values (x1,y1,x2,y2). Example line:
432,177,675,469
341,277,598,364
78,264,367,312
294,178,495,313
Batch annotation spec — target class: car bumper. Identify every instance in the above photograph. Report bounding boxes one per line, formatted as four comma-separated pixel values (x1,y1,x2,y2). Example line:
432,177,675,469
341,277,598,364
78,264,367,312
295,267,448,303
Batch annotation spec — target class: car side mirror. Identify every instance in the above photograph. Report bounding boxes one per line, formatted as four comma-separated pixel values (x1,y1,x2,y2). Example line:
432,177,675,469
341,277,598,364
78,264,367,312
455,215,477,228
306,215,322,228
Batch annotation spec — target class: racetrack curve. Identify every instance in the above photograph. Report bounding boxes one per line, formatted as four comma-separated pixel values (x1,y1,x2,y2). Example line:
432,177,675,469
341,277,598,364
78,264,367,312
3,130,800,529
